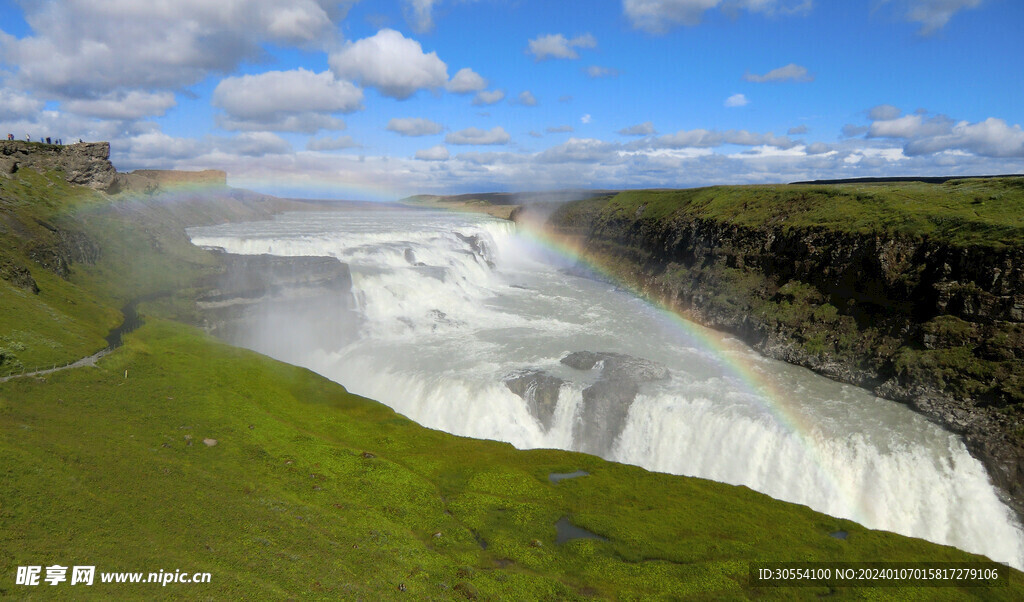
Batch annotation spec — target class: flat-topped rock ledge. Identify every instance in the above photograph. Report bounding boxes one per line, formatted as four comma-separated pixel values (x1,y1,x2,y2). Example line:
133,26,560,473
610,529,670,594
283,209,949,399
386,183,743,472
121,169,227,191
1,140,227,193
1,140,117,190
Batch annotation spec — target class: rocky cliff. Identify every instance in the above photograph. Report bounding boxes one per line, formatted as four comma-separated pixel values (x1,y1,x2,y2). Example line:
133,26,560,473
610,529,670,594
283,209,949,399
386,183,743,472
129,169,226,187
542,180,1024,514
1,141,118,191
196,252,358,354
113,169,227,194
1,140,228,194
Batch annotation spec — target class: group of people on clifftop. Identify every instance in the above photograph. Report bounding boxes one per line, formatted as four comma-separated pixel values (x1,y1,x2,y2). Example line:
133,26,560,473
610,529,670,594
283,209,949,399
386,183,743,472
6,133,83,145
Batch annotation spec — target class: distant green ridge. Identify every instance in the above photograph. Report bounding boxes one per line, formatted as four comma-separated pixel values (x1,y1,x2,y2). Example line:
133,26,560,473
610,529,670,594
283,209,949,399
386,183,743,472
597,177,1024,247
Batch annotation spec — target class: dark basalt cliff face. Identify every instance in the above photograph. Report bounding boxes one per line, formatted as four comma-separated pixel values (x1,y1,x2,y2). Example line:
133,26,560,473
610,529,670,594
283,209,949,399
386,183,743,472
543,199,1024,515
0,213,101,294
197,252,358,353
200,252,353,304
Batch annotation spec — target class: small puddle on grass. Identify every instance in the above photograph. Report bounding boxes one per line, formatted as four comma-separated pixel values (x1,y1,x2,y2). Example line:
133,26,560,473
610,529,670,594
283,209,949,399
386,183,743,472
555,516,608,545
548,470,589,484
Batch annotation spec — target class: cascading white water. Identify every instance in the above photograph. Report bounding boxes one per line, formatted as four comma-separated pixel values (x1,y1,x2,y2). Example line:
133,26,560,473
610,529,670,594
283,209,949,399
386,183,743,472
189,208,1024,569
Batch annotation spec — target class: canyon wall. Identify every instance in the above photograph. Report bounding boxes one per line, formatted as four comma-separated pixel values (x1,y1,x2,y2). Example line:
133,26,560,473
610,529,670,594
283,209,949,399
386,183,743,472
543,184,1024,512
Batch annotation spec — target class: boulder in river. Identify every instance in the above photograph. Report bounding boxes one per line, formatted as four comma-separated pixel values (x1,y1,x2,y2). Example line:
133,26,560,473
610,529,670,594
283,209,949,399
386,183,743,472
503,369,564,430
560,351,669,382
560,351,668,455
578,378,639,456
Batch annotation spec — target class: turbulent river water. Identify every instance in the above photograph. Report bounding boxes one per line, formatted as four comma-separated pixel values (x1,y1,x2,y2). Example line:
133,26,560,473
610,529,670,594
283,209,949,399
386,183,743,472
189,207,1024,569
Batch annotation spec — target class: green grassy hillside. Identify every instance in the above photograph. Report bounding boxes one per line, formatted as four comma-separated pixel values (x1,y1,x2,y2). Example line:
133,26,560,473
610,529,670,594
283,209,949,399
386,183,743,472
600,178,1024,247
0,170,120,373
2,167,1021,599
4,320,1018,599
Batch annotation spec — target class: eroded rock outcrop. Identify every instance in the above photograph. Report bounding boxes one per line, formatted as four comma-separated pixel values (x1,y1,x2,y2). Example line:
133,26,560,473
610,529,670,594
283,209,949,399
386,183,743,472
24,219,100,278
1,140,228,195
562,351,668,456
561,351,670,381
0,259,39,293
503,369,565,429
1,141,117,191
502,352,668,453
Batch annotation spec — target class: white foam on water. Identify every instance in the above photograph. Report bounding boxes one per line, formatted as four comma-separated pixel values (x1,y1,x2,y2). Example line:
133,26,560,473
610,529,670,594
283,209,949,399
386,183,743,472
189,208,1024,569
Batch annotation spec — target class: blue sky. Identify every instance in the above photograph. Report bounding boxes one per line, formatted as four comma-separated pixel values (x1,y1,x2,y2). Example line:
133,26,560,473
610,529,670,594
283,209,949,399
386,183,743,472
1,0,1022,200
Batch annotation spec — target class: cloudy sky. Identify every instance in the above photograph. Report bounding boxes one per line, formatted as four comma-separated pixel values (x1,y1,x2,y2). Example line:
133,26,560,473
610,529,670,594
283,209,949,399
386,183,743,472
1,0,1021,200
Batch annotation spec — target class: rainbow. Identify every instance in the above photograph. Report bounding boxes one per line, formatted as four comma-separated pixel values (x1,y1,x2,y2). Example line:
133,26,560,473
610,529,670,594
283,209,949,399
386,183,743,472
508,209,874,525
124,180,872,523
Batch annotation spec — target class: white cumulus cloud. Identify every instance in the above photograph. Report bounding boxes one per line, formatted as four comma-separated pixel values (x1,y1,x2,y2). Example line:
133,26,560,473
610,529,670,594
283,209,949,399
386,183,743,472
329,29,448,100
403,0,440,32
230,131,292,156
527,33,597,61
125,131,207,162
904,118,1024,157
472,89,506,106
868,113,954,139
62,90,177,120
618,122,657,136
387,118,444,136
446,68,487,94
213,68,363,133
538,137,620,164
743,63,813,83
864,108,1024,158
415,144,450,161
869,104,902,121
1,0,350,97
648,128,797,149
0,88,45,120
585,65,620,78
445,126,510,145
842,124,869,137
623,0,812,34
516,91,538,106
307,135,360,151
904,0,983,35
724,93,749,107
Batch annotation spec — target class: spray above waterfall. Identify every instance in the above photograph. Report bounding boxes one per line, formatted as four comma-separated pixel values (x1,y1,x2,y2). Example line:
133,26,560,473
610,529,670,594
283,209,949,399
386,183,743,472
189,207,1024,570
